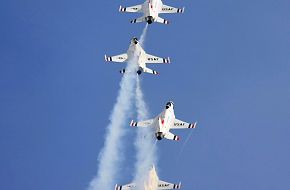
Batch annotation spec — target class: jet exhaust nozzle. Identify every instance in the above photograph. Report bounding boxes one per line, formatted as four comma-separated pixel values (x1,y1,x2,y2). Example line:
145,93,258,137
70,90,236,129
156,132,164,140
146,16,154,24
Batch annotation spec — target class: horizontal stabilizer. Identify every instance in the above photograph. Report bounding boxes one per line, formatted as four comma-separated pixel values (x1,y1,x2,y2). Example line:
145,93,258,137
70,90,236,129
155,17,169,24
120,69,126,74
164,131,180,141
130,16,146,23
143,67,159,75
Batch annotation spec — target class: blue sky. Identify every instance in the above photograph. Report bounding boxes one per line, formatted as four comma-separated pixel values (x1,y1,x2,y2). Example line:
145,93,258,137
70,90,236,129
1,0,290,190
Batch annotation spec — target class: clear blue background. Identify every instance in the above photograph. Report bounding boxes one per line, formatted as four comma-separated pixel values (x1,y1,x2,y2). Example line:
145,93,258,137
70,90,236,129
1,0,290,190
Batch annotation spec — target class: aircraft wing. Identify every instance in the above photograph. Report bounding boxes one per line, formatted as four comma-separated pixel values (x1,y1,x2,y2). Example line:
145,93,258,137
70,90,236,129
119,5,143,13
130,119,154,127
160,5,184,14
146,53,170,64
171,119,197,129
115,183,136,190
104,53,128,63
158,180,181,190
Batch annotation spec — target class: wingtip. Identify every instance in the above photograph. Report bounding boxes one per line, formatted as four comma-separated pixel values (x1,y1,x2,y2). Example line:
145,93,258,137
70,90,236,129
130,120,134,126
188,122,197,128
119,5,122,12
174,135,180,141
182,7,185,13
153,70,159,75
104,54,107,61
168,57,171,63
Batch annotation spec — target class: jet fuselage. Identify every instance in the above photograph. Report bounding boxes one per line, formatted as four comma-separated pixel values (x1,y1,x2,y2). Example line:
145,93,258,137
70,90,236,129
155,101,175,140
143,0,163,24
126,38,147,73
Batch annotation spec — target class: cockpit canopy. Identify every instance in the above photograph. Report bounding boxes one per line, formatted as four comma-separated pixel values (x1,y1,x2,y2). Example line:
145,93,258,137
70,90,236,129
165,101,174,109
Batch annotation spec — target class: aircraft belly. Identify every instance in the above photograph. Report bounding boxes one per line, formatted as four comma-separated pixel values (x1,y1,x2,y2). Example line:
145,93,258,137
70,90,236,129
156,124,161,133
139,61,146,68
169,119,175,129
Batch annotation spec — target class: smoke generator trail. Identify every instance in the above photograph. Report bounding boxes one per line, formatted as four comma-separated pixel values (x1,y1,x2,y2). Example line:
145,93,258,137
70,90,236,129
133,77,157,190
88,58,137,190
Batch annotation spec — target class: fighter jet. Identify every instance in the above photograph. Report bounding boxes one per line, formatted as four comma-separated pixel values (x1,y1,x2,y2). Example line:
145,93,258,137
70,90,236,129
115,165,181,190
130,101,197,141
119,0,184,24
104,37,170,75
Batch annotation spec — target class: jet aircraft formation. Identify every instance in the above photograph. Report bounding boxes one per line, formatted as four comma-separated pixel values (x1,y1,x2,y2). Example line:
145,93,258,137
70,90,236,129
105,1,197,190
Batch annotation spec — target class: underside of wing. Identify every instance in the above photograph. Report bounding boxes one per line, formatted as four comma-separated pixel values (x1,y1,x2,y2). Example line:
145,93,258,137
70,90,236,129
104,53,128,63
160,5,185,14
171,119,197,129
158,180,181,190
119,4,143,13
130,119,154,127
146,53,170,64
115,183,136,190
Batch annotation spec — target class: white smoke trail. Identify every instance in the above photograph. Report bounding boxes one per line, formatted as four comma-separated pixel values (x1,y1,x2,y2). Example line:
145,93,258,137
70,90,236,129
133,76,157,190
139,23,148,46
88,58,138,190
89,24,150,190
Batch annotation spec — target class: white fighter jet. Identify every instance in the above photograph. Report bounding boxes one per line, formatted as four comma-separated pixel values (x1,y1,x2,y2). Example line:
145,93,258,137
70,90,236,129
130,101,197,141
105,37,170,75
115,165,181,190
119,0,184,24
